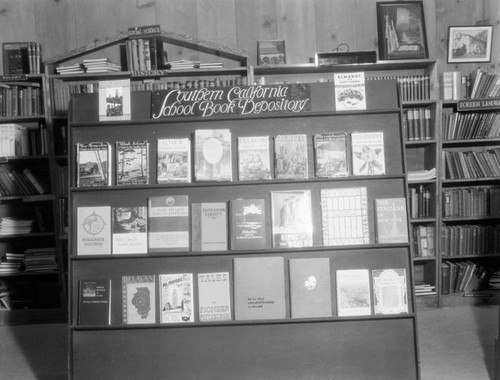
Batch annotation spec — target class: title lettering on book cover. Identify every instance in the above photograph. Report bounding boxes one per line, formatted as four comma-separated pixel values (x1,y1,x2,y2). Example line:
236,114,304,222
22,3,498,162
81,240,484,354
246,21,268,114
151,84,311,119
458,98,500,111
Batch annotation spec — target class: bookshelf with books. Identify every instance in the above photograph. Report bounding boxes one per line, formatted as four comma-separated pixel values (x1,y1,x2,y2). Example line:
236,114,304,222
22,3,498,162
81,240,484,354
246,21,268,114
68,77,419,378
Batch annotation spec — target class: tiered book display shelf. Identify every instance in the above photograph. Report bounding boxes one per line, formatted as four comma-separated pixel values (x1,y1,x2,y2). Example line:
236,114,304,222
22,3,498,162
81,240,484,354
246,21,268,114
68,79,419,378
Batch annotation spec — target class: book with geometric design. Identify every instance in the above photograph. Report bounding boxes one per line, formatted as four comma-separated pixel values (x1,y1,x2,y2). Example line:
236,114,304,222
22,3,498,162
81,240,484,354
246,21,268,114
77,206,111,255
121,275,156,324
372,268,408,315
351,131,385,176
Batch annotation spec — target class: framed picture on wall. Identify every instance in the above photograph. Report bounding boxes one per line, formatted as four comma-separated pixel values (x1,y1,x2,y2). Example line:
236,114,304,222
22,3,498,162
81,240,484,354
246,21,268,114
447,25,494,63
376,1,428,60
257,40,286,65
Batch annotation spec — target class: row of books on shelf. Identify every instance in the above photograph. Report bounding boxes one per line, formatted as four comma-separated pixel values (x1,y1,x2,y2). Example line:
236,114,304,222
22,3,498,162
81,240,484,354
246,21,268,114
441,69,500,101
56,58,121,75
369,75,430,103
0,122,48,157
443,148,500,179
0,168,48,197
51,80,98,116
442,186,500,218
0,248,57,275
409,185,432,219
442,111,500,141
0,81,43,117
412,225,434,257
441,260,490,295
125,38,167,72
77,191,408,256
441,224,500,257
77,130,387,187
2,42,42,75
0,280,10,309
402,107,432,141
78,264,409,325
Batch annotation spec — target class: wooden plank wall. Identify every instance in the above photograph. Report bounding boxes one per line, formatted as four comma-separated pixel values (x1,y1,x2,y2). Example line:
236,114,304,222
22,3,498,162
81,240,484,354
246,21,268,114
0,0,498,75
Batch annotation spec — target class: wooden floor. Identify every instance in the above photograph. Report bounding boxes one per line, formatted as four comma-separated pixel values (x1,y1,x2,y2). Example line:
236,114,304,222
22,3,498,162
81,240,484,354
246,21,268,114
0,305,497,379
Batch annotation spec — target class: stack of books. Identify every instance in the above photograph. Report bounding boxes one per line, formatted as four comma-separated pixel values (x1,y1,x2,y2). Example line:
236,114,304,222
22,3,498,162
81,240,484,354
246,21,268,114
0,252,24,274
166,60,223,70
0,217,34,235
82,58,122,73
23,247,57,273
414,282,436,296
56,63,85,75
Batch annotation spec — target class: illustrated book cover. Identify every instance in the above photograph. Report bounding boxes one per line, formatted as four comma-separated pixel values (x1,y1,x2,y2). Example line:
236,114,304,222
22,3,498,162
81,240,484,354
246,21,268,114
157,138,191,183
78,279,111,325
351,131,385,176
112,206,148,254
116,140,149,185
121,275,156,324
197,272,231,322
234,256,286,321
289,258,332,318
271,190,313,248
375,198,409,244
77,206,111,255
334,72,367,111
76,142,111,187
191,202,228,251
194,129,232,182
148,195,189,252
314,132,350,177
98,79,131,121
320,187,369,246
372,268,408,315
159,273,194,323
237,136,272,180
274,134,309,180
230,198,269,250
336,269,372,317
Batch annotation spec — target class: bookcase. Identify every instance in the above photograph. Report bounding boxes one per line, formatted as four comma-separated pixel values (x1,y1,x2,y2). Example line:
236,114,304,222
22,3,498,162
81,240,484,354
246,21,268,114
68,79,420,378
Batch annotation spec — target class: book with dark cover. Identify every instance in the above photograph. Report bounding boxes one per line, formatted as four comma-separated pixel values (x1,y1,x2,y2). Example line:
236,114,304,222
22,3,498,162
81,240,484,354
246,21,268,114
122,275,156,324
234,256,286,321
321,187,369,246
198,272,231,322
77,206,111,255
2,42,30,74
372,268,408,315
194,129,232,182
441,262,451,295
157,138,191,183
116,140,149,185
191,202,228,251
230,198,269,250
336,269,371,317
313,132,350,178
374,198,409,244
148,195,189,252
76,142,111,187
237,136,272,180
98,79,131,121
160,273,194,323
289,258,332,318
274,134,309,180
112,206,147,254
78,279,111,325
271,190,313,248
351,131,385,175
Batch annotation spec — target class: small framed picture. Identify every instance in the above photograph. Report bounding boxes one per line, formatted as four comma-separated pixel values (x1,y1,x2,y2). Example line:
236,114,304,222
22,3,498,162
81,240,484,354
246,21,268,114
447,25,494,63
257,40,286,65
376,1,428,60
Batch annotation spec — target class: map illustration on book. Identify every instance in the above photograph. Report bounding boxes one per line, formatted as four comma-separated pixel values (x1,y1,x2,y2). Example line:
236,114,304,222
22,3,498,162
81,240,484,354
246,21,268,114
372,268,408,315
351,131,385,175
271,190,313,248
334,72,366,111
112,206,148,254
198,272,231,322
77,142,111,187
274,134,308,180
321,187,369,246
375,198,409,243
160,273,193,323
116,140,149,185
77,206,111,255
98,79,131,121
237,136,272,180
157,138,191,183
314,132,350,177
194,129,232,181
336,269,371,317
78,279,111,325
122,275,156,324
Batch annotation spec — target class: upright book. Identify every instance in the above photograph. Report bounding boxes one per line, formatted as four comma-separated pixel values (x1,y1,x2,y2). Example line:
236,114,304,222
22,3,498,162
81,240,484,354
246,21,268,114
274,134,309,180
112,206,148,254
230,198,269,250
98,79,131,121
78,279,111,325
374,198,409,244
194,129,232,182
76,142,111,187
271,190,313,248
289,258,332,318
320,187,369,246
334,72,367,111
148,195,189,252
157,138,191,183
351,131,385,176
115,140,149,185
197,272,231,322
313,132,350,178
77,206,111,255
191,202,228,251
372,269,408,315
121,275,156,324
336,269,371,317
237,136,272,180
159,273,194,323
234,256,286,321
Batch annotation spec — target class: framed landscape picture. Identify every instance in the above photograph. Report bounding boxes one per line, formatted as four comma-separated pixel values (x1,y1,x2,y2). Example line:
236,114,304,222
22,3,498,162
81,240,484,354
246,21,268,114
376,1,428,60
447,25,493,63
257,40,286,65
